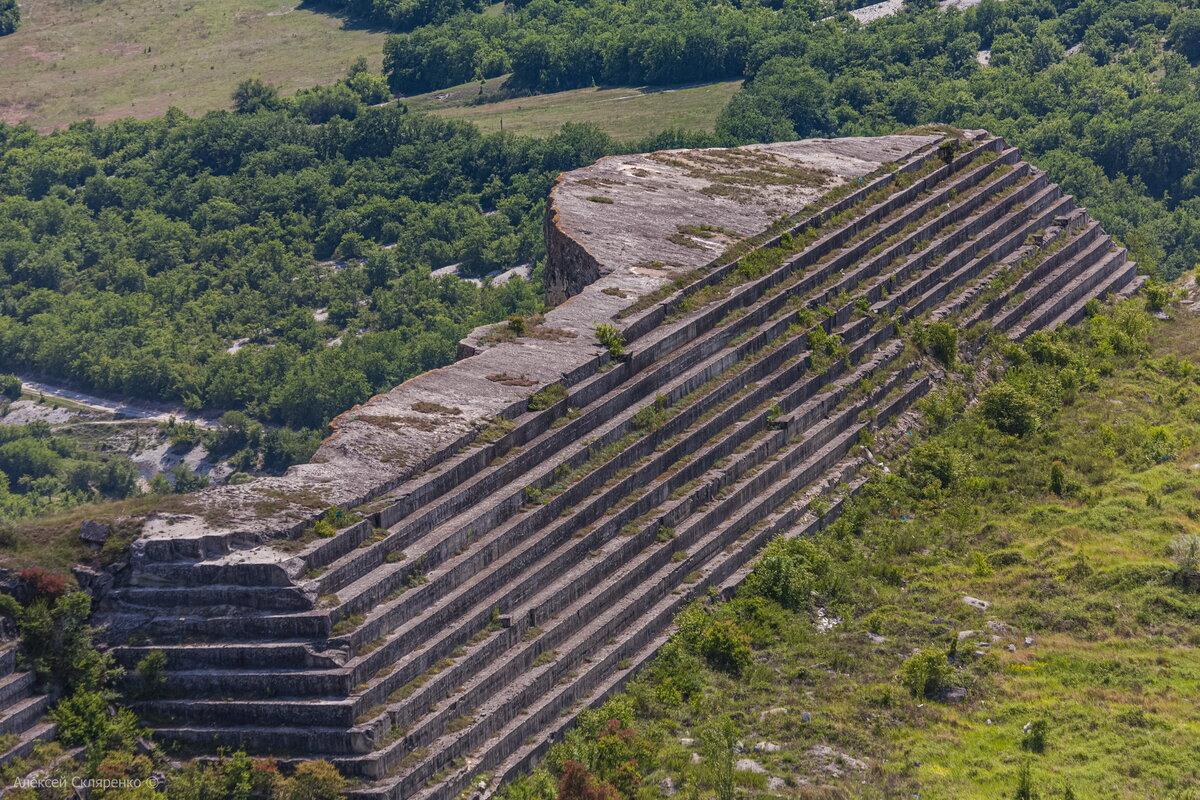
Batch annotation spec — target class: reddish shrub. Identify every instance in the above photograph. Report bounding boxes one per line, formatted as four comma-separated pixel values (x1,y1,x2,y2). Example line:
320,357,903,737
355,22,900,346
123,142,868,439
18,567,69,600
250,758,281,797
557,760,619,800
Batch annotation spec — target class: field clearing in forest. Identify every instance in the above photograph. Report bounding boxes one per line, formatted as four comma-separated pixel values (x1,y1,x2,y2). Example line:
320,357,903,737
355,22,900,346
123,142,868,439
0,0,387,131
405,77,743,139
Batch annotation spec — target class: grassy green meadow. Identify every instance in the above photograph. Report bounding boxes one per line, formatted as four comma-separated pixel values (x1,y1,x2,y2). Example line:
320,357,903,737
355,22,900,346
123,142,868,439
0,0,387,130
405,77,743,140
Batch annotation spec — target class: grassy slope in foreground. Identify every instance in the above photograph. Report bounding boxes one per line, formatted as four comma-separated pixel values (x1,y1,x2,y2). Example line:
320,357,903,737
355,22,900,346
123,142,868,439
405,77,743,139
499,295,1200,800
0,0,385,131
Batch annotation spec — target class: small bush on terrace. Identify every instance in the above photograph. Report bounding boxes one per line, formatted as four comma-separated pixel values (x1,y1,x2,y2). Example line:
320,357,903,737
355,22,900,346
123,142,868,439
133,650,168,700
914,322,958,367
528,382,567,411
807,325,845,369
632,395,668,432
311,506,353,539
595,324,626,359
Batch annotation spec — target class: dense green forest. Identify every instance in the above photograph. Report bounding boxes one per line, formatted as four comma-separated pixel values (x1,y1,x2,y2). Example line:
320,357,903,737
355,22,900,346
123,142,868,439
333,0,486,31
717,0,1200,278
382,0,802,94
384,0,1200,278
0,67,622,432
0,0,17,36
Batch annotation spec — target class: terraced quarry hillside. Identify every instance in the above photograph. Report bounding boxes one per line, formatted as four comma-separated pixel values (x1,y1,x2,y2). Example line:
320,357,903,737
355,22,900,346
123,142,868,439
90,129,1143,800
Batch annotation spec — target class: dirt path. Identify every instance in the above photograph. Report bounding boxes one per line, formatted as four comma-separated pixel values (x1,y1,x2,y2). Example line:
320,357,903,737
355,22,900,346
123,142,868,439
18,376,218,428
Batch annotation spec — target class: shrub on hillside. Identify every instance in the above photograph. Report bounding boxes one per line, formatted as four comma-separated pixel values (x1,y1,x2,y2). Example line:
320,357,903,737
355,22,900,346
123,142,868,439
232,78,281,113
1087,302,1152,357
1142,279,1171,312
1021,719,1048,753
1013,761,1039,800
917,385,966,428
1049,462,1067,496
903,441,967,491
17,567,70,600
52,688,143,766
93,751,159,800
167,752,295,800
677,605,752,674
641,640,703,706
914,322,958,367
1143,425,1178,464
700,714,739,800
0,0,18,36
899,647,952,699
1170,534,1200,589
276,760,347,800
743,537,839,612
1024,331,1073,366
262,427,322,473
557,760,619,800
980,383,1039,436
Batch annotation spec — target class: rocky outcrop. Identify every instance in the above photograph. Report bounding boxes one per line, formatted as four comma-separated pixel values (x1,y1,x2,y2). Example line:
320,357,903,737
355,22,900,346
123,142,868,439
97,130,1141,800
126,135,939,570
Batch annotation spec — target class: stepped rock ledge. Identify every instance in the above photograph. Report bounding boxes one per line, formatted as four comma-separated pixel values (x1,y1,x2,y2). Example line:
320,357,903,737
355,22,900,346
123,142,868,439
89,129,1141,800
133,133,940,562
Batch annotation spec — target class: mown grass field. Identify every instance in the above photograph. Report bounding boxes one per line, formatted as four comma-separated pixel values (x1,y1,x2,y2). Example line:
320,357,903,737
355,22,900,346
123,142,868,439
0,0,387,131
405,77,743,140
501,294,1200,800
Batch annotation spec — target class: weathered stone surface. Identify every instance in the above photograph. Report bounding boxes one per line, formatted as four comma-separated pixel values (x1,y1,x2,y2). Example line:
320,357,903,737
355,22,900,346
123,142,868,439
79,519,111,546
807,744,868,775
71,564,113,598
544,136,938,304
962,595,991,611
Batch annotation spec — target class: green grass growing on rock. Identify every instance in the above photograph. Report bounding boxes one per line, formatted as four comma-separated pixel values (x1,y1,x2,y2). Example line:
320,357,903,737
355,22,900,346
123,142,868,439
498,295,1200,800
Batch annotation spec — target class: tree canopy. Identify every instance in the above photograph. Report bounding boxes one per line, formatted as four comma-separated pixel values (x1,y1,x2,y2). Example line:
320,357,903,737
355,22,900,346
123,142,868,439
0,69,615,431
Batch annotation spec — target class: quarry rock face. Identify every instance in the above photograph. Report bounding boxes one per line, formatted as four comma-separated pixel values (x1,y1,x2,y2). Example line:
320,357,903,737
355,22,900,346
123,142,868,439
92,131,1142,800
544,136,935,304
